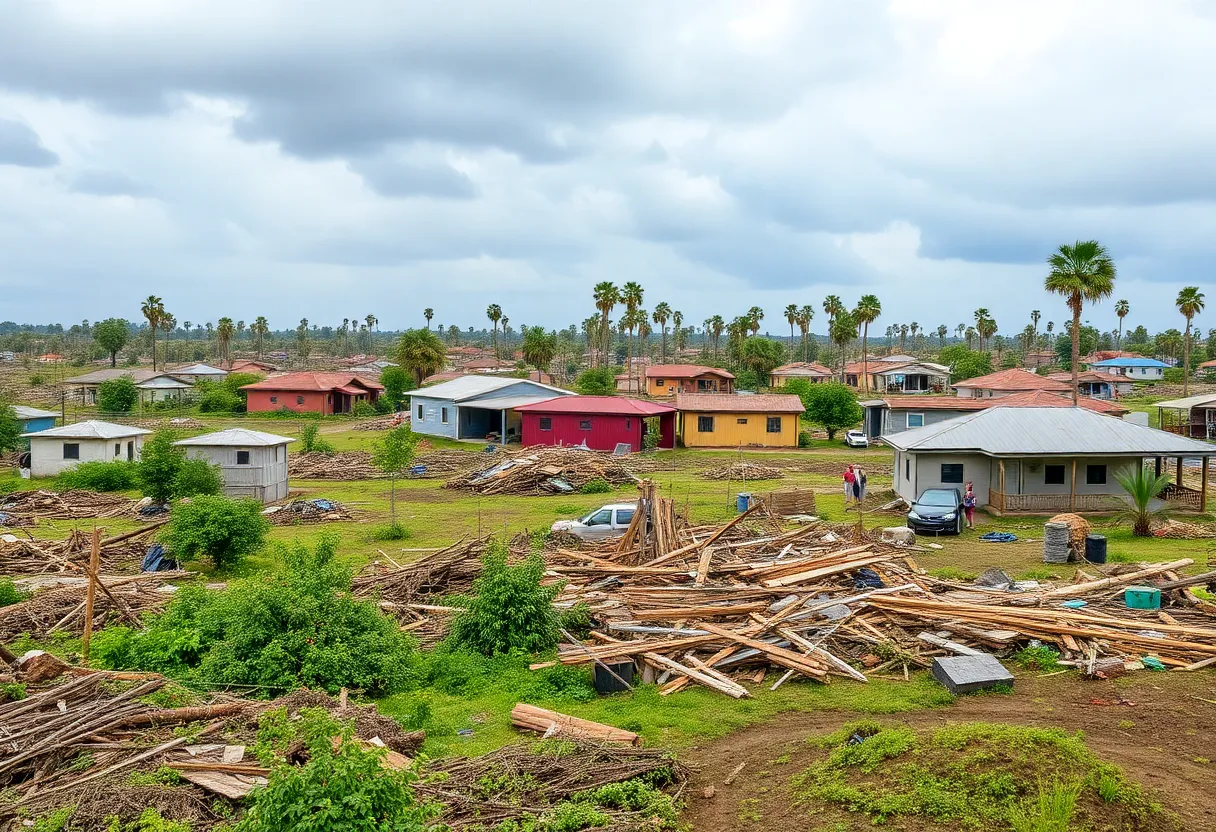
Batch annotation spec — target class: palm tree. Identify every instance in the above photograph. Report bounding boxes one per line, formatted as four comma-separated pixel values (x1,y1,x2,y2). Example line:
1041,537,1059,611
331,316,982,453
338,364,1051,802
1045,240,1117,403
160,312,175,356
899,324,909,352
972,308,990,350
709,315,725,360
936,325,948,349
955,323,966,341
424,308,434,329
746,306,764,336
977,316,997,353
216,317,235,364
783,304,799,360
798,305,815,361
522,326,557,381
1113,299,1129,347
251,316,269,359
1116,465,1171,537
965,326,976,348
366,314,377,333
672,310,684,352
829,310,857,382
1030,309,1041,343
183,321,192,338
853,295,882,393
823,295,844,329
653,302,672,362
500,317,510,354
140,295,164,371
621,281,644,390
1176,287,1205,396
592,282,619,368
396,328,446,386
486,304,503,360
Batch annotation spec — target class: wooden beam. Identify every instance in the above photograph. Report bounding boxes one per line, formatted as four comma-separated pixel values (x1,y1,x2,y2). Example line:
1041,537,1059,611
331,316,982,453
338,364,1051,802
1070,459,1077,511
1177,457,1184,487
998,459,1006,500
1202,457,1209,513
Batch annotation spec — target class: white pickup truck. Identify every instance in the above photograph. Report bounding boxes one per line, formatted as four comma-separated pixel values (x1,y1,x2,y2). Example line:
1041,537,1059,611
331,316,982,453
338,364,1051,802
551,503,637,541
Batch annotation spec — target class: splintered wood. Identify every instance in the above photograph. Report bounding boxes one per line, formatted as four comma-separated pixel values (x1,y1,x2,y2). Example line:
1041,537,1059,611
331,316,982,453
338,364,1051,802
0,525,160,575
444,446,644,495
0,490,141,521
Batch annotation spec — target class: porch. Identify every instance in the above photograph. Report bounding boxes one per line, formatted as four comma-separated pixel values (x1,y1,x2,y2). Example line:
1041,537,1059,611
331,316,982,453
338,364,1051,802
988,456,1211,514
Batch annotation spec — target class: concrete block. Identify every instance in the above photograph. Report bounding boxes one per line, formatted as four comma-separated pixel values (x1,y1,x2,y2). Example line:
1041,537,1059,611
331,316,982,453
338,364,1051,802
931,655,1014,695
881,526,916,546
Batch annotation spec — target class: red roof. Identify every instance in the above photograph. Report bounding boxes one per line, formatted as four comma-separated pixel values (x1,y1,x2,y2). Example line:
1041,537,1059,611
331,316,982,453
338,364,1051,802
1200,359,1216,370
952,368,1070,392
676,393,804,413
772,362,832,376
883,397,991,410
239,372,384,392
645,364,735,380
515,396,676,416
1046,370,1123,384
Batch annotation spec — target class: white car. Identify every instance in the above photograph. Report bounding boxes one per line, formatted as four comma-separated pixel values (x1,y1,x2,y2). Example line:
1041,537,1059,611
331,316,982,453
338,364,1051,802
844,430,869,448
551,503,637,541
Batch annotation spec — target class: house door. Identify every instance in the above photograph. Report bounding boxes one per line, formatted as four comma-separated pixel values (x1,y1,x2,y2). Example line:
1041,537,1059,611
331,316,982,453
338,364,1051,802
126,441,134,460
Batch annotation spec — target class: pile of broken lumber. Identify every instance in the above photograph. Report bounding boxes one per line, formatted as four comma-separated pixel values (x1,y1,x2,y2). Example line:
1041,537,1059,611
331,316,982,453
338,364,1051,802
0,489,140,521
352,413,408,430
352,536,500,603
699,461,784,481
288,450,387,480
0,571,193,641
262,498,354,526
0,525,160,576
444,446,639,495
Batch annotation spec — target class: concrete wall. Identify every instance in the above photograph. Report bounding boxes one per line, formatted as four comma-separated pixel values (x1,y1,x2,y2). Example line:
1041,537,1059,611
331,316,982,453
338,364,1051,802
29,435,145,477
892,452,990,505
1000,456,1138,498
181,444,289,502
247,389,334,415
883,408,970,436
411,396,459,439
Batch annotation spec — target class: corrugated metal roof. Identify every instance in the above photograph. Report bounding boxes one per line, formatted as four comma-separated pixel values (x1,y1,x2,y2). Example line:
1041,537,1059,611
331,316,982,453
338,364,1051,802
459,393,563,411
174,428,295,447
21,420,152,440
412,375,573,402
136,376,193,389
13,405,58,420
1091,357,1169,368
171,363,227,375
645,364,735,379
514,396,676,416
884,406,1216,456
1154,393,1216,410
952,368,1071,392
63,368,165,385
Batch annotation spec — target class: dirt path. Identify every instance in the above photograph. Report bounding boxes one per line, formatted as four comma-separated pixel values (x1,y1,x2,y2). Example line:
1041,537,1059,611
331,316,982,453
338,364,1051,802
681,671,1216,831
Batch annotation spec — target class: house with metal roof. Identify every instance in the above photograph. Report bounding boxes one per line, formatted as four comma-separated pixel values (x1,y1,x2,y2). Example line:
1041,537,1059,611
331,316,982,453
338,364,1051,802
844,359,950,393
12,405,58,438
63,368,186,405
1155,392,1216,440
1089,356,1169,380
769,362,833,387
168,362,228,382
409,376,574,443
174,429,294,502
515,396,676,452
1045,370,1134,399
884,406,1215,514
644,365,735,397
859,391,1129,439
951,368,1071,399
675,393,804,448
240,372,384,415
20,420,151,477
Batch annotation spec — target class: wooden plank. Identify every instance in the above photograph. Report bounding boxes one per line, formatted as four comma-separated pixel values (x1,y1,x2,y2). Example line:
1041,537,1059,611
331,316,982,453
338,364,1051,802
762,555,887,588
693,621,829,679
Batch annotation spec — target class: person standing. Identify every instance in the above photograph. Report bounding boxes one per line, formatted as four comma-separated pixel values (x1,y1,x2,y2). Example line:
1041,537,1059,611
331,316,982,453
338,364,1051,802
963,482,977,529
857,466,868,503
843,465,856,507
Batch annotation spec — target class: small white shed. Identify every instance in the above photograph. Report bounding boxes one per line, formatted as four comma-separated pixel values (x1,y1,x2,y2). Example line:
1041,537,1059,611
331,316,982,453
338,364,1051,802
21,420,151,477
174,428,294,503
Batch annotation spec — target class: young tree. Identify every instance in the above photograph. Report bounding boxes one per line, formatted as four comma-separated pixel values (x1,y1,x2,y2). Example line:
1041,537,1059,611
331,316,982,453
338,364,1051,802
139,428,184,503
1176,287,1205,396
802,382,863,440
574,367,617,396
1045,240,1116,403
521,326,557,381
92,318,130,367
395,328,446,386
371,423,420,527
853,295,882,393
160,495,270,569
97,377,139,413
448,541,562,656
379,366,413,411
1115,465,1172,537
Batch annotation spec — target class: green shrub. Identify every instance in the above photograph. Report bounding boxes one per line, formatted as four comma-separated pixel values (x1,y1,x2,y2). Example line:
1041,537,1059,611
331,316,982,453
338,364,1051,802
573,368,617,396
0,578,29,607
195,380,243,413
0,401,19,454
797,430,813,448
447,541,562,656
159,495,269,568
1,682,27,702
1162,367,1184,384
98,377,139,413
299,422,334,454
138,428,223,502
380,367,414,412
54,460,140,492
1013,645,1061,671
173,457,224,498
236,709,437,832
370,522,411,541
104,807,192,832
93,534,416,695
1008,781,1080,832
352,400,378,418
801,382,862,440
28,373,46,386
578,478,612,494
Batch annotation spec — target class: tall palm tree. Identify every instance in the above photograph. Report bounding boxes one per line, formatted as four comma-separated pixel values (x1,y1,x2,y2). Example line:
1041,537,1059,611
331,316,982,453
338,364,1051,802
592,282,620,368
140,295,164,371
972,308,990,350
160,313,175,360
965,326,976,348
746,306,764,336
1176,287,1205,396
621,281,644,390
486,304,503,360
709,315,725,360
1030,309,1041,343
1045,240,1117,404
183,321,192,338
899,324,909,352
977,316,997,353
251,316,269,359
424,308,434,329
798,305,815,361
783,304,799,360
500,317,510,354
1114,299,1129,347
955,323,966,341
365,314,377,333
936,325,948,349
653,302,672,362
672,310,684,352
853,295,882,393
823,295,844,330
216,317,235,364
829,310,857,382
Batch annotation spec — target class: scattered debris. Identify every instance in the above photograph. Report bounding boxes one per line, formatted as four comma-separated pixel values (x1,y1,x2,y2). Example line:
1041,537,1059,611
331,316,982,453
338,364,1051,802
0,571,193,641
699,462,784,481
288,450,386,480
0,489,141,521
263,498,354,525
445,446,640,495
352,412,409,430
931,654,1014,694
0,525,161,575
509,703,641,745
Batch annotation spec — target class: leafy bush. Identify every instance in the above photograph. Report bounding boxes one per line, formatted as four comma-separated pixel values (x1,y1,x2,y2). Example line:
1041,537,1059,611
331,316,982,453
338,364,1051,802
370,522,411,541
801,382,862,440
578,478,611,494
380,366,415,412
138,428,224,502
798,430,813,448
173,457,224,498
97,377,139,413
159,495,269,568
299,422,334,454
0,401,19,454
93,534,416,695
104,808,192,832
0,578,28,607
352,400,378,418
28,373,46,386
236,708,437,832
54,460,140,492
447,541,562,656
195,380,243,413
574,368,617,396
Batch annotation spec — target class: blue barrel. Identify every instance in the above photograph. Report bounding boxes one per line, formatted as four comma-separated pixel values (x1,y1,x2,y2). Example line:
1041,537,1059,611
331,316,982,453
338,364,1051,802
736,492,752,513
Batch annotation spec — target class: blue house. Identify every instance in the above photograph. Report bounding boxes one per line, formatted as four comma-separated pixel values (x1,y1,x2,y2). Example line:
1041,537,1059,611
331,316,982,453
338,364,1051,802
1089,357,1169,381
13,405,58,445
410,376,574,442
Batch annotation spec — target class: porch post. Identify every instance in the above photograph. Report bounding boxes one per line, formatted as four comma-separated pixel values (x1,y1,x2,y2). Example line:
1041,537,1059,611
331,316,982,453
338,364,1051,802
1201,457,1209,513
1176,457,1184,487
1069,459,1077,511
998,459,1006,499
501,410,507,445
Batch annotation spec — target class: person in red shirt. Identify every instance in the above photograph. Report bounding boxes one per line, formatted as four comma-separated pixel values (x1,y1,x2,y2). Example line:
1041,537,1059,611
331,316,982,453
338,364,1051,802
843,465,856,506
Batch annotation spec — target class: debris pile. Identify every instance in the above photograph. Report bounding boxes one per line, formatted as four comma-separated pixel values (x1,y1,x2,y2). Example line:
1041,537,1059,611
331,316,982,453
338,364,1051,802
1048,513,1092,558
0,489,140,521
409,449,490,478
699,462,784,481
288,450,386,480
0,525,160,575
1153,519,1216,539
352,536,499,603
0,572,191,641
263,498,354,526
445,446,639,495
353,412,408,430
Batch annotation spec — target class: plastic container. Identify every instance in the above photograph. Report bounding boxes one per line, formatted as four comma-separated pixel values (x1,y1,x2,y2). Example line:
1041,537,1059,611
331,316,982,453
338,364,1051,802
1125,586,1161,610
736,492,752,513
593,657,636,694
1084,534,1108,564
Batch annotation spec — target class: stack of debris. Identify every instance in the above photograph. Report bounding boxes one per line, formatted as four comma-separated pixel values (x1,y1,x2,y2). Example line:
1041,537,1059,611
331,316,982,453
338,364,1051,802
288,451,386,480
0,525,160,575
0,490,140,522
262,498,354,526
0,572,192,641
353,536,498,603
409,449,490,478
353,413,408,430
444,446,638,495
699,462,784,481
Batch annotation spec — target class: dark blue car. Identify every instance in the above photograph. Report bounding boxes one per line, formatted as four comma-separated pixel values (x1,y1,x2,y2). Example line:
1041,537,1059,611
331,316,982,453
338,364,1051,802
906,487,964,535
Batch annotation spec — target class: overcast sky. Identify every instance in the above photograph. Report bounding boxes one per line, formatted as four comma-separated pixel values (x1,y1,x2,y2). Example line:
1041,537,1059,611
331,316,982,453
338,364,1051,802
1,0,1213,335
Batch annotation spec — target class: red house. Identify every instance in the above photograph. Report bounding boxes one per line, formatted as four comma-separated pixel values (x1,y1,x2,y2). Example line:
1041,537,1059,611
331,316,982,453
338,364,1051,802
240,372,384,415
515,396,676,452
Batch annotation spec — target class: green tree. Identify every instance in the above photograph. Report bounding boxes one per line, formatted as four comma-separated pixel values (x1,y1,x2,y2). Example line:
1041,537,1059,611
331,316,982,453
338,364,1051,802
396,328,447,386
948,350,995,382
802,382,862,440
1176,287,1205,396
380,366,413,411
521,326,558,381
216,317,235,364
853,294,882,393
97,377,138,413
173,458,224,499
828,309,856,382
160,495,270,569
620,282,644,391
423,307,433,329
0,401,20,453
738,336,785,380
1116,465,1171,537
1054,324,1100,371
139,428,184,503
448,541,561,656
652,302,672,361
1114,299,1129,347
250,316,270,359
486,303,503,360
592,281,620,367
93,318,130,367
574,367,618,396
1045,240,1116,403
140,295,165,371
371,424,420,526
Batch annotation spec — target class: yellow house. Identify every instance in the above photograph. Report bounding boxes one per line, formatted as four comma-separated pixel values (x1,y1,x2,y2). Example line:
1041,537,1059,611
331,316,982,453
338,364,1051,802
675,393,804,448
645,365,735,397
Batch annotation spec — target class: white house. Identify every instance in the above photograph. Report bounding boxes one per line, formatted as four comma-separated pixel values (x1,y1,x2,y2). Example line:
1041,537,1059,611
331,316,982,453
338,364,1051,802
410,376,574,442
1089,357,1168,380
168,362,229,382
136,374,195,403
21,420,151,477
174,428,294,503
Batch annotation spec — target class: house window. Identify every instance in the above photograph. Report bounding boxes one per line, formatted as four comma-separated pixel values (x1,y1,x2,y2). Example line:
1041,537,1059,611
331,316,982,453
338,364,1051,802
737,417,748,425
697,415,715,432
539,417,552,431
297,395,305,405
654,379,664,387
114,443,121,457
1045,465,1065,485
237,450,251,465
766,417,782,433
63,443,80,460
579,419,592,430
907,413,925,428
417,405,423,421
1086,464,1107,485
270,396,278,404
441,407,449,424
697,378,715,391
940,463,964,483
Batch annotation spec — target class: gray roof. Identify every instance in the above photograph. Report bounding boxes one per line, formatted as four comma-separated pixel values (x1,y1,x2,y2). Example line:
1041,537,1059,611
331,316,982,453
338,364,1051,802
884,406,1216,457
174,428,295,447
136,376,194,389
64,368,165,385
463,393,563,411
22,419,152,440
13,405,58,420
171,362,228,375
1155,393,1216,410
412,375,573,402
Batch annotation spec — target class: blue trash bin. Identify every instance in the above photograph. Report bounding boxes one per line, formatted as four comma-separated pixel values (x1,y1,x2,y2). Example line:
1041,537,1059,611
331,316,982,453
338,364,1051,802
736,492,752,513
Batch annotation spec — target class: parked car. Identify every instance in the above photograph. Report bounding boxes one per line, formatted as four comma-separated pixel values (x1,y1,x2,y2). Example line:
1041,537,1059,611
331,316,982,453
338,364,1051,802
906,487,964,535
844,430,869,448
551,503,637,540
